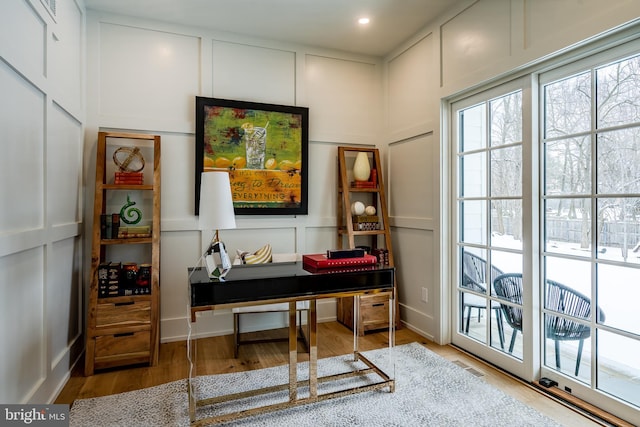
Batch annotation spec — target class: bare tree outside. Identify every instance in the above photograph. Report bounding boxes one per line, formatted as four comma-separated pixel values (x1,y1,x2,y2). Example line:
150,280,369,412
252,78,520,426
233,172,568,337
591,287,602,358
544,54,640,260
490,92,523,241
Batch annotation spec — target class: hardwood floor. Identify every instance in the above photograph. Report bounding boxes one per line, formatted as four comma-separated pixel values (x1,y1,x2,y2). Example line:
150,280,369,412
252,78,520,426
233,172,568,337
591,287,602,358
57,322,602,426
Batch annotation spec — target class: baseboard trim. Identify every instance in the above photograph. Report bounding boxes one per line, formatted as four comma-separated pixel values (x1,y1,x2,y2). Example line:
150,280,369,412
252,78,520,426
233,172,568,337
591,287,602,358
532,381,635,427
450,344,625,427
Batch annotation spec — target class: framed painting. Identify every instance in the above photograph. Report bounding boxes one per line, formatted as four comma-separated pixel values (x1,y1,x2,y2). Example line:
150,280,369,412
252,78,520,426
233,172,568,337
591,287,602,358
195,97,309,215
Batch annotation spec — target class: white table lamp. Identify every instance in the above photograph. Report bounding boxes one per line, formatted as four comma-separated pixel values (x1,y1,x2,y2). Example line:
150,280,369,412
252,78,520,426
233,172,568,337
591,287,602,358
198,171,236,278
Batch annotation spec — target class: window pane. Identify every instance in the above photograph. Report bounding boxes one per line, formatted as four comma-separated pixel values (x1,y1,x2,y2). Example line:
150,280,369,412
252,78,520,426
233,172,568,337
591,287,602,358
460,103,486,152
597,198,640,264
491,200,522,246
491,250,522,276
461,200,487,245
544,257,593,382
460,152,486,197
597,330,640,407
492,275,523,360
544,136,591,195
545,256,591,297
460,290,488,345
544,72,591,138
544,199,592,257
491,146,522,197
490,91,522,146
544,315,592,382
597,54,640,129
597,128,640,194
597,264,640,335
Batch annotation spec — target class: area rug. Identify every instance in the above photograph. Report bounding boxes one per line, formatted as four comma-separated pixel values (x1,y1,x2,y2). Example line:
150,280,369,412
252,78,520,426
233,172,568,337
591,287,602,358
70,342,561,426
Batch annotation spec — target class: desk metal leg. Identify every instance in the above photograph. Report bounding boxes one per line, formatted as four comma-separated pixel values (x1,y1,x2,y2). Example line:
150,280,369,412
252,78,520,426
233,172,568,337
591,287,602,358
188,319,197,423
353,295,360,361
308,300,318,398
288,301,297,401
388,292,396,392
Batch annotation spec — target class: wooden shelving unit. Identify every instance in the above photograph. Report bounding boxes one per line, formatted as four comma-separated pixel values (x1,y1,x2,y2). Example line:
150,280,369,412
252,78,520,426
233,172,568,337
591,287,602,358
336,146,398,335
85,131,161,375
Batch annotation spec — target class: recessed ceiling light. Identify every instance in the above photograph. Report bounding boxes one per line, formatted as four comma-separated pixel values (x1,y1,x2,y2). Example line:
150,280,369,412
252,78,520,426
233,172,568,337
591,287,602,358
358,17,370,25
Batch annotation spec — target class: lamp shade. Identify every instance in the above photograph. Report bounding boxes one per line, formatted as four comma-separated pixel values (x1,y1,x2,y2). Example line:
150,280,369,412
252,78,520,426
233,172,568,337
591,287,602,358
198,172,236,231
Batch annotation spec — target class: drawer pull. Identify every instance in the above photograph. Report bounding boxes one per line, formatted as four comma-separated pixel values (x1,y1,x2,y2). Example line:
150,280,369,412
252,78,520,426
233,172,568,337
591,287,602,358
115,301,135,307
372,303,385,307
114,332,134,338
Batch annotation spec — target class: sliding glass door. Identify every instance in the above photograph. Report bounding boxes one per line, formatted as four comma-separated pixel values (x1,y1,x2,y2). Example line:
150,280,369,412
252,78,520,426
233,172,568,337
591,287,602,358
451,78,533,377
540,46,640,419
451,39,640,422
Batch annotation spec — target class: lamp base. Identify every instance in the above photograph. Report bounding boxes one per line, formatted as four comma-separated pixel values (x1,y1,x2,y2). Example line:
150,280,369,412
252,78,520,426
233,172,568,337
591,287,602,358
205,241,232,279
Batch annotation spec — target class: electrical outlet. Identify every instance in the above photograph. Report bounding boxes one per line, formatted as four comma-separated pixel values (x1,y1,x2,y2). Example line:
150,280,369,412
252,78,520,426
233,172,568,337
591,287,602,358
421,287,428,303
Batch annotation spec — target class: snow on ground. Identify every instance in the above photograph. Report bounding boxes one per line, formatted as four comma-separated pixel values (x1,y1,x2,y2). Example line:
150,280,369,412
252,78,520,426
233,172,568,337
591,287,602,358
486,235,639,373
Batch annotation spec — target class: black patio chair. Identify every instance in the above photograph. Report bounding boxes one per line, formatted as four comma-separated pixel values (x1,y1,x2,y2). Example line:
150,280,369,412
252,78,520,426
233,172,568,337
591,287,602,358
461,251,505,348
493,273,605,376
491,273,523,353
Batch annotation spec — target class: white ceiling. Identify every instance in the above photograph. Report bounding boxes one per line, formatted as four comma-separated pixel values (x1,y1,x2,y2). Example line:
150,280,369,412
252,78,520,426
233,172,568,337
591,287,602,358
84,0,455,57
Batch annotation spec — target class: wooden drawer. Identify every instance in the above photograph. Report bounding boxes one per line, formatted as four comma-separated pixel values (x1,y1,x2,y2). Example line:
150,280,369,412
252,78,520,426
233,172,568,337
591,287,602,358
337,292,391,335
94,331,151,363
96,300,151,328
360,293,390,330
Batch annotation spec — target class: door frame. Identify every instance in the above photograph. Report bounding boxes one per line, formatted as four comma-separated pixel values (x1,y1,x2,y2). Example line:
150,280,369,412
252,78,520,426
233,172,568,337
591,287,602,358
448,76,539,381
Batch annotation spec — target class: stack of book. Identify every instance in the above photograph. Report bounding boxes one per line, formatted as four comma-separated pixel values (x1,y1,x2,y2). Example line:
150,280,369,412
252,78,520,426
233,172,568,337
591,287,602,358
351,181,376,188
302,249,378,269
100,214,121,239
98,262,122,298
97,261,152,298
117,225,151,238
372,248,390,265
114,171,144,185
352,215,380,231
350,168,377,189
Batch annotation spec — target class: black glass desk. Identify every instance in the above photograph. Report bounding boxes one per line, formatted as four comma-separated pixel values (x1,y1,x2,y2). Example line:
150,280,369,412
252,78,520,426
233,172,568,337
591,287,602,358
187,262,395,425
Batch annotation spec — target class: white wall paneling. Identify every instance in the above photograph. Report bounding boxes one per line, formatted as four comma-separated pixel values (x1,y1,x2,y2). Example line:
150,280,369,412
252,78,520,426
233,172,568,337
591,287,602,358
157,133,194,220
48,237,81,369
212,41,296,106
49,0,83,116
0,59,45,234
440,0,512,88
388,136,434,221
524,0,639,52
0,0,46,86
159,230,201,340
387,34,435,139
306,142,342,221
0,0,85,404
48,102,82,225
392,227,435,338
305,55,381,144
386,136,437,338
304,226,338,255
98,22,201,133
0,248,45,403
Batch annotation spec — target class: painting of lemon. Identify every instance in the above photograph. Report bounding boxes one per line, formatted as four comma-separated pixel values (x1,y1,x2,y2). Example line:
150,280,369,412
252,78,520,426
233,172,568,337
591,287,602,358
203,156,215,168
232,157,246,169
279,160,294,170
265,158,277,169
200,101,306,211
214,157,231,168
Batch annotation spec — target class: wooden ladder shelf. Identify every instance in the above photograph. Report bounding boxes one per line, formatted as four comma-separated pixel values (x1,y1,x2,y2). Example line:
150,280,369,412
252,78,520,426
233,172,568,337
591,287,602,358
336,146,399,335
